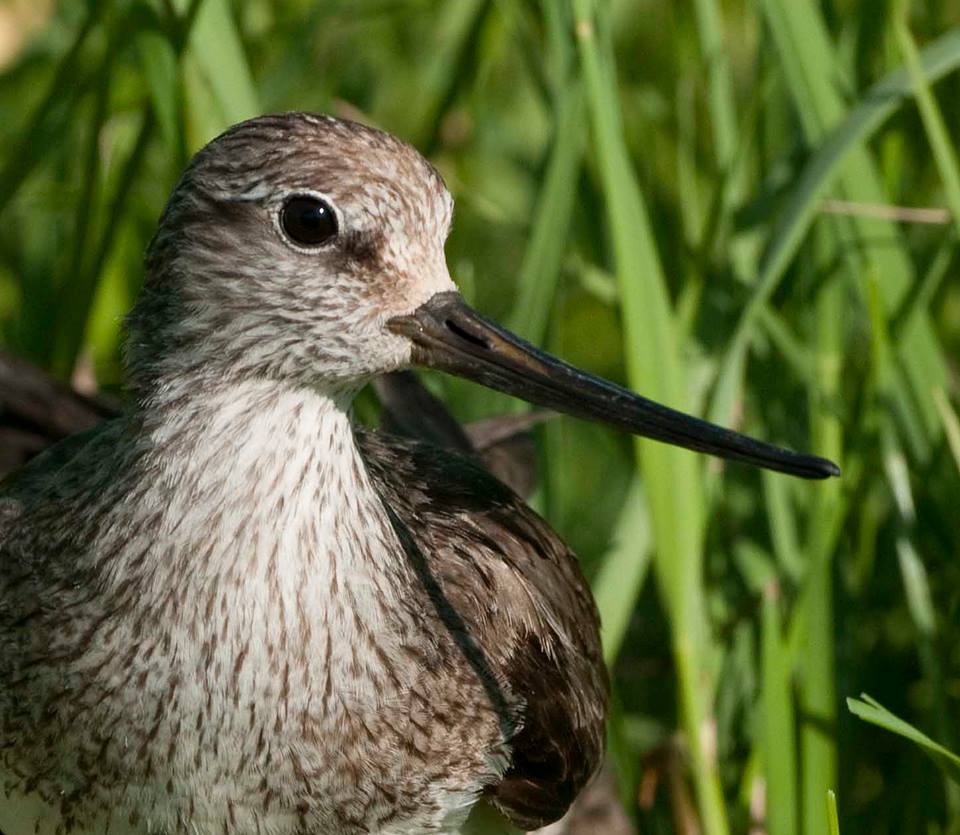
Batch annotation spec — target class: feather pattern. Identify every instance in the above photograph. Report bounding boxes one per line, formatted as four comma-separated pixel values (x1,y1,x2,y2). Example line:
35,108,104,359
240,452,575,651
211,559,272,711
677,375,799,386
356,431,607,829
0,383,604,834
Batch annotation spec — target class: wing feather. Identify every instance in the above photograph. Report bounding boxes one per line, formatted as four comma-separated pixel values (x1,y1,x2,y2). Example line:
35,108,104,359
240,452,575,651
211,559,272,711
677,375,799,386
356,429,608,830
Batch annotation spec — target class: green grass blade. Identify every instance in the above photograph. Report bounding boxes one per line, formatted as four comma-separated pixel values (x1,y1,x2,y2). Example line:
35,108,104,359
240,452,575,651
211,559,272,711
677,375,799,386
762,470,804,583
710,26,960,430
848,695,960,786
691,0,737,172
799,226,844,835
865,254,959,813
593,477,652,666
894,19,960,238
896,537,935,637
0,7,104,216
190,0,259,124
388,0,489,148
53,110,155,376
571,2,726,833
50,54,113,375
761,582,798,835
507,83,584,343
179,0,260,145
676,75,702,259
827,790,840,835
136,29,181,155
933,388,960,474
757,307,815,389
892,229,955,340
691,0,753,281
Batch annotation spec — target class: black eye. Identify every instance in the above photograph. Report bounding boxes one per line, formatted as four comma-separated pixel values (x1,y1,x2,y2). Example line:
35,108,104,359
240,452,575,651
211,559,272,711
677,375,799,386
280,196,338,247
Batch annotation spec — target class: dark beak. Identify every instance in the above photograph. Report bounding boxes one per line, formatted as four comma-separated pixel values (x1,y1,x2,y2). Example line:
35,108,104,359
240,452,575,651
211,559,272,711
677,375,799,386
387,292,840,480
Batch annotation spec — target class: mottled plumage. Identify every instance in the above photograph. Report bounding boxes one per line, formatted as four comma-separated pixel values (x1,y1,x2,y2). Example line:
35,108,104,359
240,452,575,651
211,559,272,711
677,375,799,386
0,113,606,835
358,432,605,827
0,382,601,835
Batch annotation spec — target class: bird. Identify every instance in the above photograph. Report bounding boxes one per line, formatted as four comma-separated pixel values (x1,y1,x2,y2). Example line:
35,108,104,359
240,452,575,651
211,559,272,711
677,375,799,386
0,112,839,835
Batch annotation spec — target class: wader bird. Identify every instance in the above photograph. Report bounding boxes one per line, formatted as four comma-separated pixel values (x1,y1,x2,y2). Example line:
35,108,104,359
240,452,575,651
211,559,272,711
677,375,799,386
0,113,839,835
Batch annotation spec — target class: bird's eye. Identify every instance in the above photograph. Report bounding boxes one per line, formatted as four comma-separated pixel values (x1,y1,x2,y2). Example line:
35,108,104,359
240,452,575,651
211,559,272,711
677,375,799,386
280,196,338,247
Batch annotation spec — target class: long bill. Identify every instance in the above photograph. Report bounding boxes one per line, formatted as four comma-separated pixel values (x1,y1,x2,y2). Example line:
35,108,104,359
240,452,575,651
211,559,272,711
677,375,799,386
387,292,840,480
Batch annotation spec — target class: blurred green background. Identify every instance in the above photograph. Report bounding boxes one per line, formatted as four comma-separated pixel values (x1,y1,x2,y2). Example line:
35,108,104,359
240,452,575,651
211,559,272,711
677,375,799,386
1,0,960,833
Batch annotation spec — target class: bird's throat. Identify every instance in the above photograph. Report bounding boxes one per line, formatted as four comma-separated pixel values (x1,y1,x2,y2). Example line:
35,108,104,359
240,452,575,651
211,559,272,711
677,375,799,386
133,379,410,668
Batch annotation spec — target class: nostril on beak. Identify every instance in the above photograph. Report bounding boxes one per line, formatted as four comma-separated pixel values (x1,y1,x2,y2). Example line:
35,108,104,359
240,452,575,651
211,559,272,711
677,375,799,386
444,318,490,350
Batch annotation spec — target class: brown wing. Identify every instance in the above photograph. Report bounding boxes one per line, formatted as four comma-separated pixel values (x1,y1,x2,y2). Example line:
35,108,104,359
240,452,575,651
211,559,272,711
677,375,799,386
356,429,608,830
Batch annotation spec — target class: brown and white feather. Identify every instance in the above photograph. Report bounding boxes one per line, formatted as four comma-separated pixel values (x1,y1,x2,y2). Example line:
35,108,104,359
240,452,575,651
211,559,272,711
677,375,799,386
0,112,607,835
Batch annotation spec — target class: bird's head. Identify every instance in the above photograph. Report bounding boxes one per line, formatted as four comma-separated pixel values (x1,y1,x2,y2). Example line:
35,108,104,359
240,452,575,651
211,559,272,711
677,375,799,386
126,112,838,480
127,112,454,396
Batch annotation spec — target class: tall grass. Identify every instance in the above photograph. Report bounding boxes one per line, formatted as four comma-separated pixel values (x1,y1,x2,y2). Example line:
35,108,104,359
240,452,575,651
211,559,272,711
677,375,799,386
1,1,959,832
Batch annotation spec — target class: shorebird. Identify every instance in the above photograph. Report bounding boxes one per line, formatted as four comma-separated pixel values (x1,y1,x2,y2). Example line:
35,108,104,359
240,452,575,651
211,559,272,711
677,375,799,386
0,112,839,835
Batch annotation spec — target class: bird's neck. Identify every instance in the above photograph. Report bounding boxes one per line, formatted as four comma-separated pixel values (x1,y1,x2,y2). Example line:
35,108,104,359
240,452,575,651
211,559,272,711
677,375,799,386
141,376,358,463
92,379,421,739
141,377,359,503
131,378,404,614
